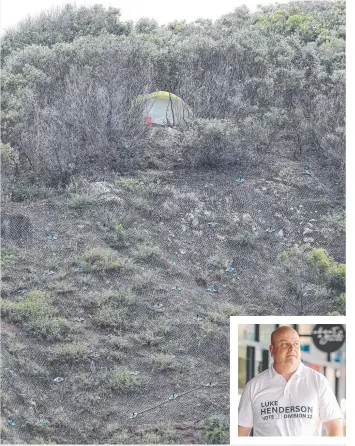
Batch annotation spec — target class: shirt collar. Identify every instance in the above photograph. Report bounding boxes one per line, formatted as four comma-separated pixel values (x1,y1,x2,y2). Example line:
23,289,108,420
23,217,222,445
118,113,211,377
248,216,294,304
268,361,305,379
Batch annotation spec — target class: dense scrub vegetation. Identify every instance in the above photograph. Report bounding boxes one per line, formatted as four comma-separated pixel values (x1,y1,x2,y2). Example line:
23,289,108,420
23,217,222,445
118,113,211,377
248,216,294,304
1,1,345,190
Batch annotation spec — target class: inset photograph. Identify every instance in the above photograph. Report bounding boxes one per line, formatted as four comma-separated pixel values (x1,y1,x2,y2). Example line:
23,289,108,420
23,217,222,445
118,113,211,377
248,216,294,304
230,317,346,441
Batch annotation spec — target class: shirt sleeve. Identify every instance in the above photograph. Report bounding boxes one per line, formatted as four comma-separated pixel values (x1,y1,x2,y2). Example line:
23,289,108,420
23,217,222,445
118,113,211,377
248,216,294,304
319,375,343,422
238,381,254,428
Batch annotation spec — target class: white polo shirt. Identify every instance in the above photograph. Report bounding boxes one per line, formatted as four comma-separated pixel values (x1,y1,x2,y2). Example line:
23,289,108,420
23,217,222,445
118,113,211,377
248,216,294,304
238,362,342,436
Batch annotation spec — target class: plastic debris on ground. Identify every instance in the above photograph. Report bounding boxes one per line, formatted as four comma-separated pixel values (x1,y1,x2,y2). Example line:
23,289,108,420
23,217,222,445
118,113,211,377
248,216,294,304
226,267,234,273
129,412,138,419
129,371,140,376
169,393,178,400
74,317,85,322
8,420,15,426
171,256,176,265
153,303,163,309
266,226,276,233
144,116,153,127
74,266,83,273
10,369,17,377
173,286,182,292
40,419,48,425
88,352,100,359
45,269,55,275
236,177,245,183
206,283,217,293
53,377,64,382
48,234,57,241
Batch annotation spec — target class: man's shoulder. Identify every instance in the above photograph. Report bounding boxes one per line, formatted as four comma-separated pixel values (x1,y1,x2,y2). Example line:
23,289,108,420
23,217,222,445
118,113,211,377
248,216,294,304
245,368,270,388
301,363,328,384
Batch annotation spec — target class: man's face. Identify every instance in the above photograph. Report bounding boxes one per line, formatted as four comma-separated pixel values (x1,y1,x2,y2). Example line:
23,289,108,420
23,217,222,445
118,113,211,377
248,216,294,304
269,328,301,367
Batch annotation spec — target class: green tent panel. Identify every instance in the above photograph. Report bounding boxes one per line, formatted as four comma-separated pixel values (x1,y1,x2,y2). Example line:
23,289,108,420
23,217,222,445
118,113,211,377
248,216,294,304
137,91,192,126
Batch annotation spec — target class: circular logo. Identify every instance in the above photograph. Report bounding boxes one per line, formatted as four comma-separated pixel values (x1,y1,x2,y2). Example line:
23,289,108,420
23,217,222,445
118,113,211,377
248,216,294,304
311,325,346,353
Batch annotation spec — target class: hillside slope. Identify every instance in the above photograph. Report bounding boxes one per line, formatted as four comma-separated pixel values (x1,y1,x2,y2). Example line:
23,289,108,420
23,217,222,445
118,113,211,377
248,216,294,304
1,155,345,444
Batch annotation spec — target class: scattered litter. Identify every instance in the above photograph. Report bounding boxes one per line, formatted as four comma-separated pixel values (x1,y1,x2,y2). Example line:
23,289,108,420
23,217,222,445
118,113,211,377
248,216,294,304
169,393,178,400
205,382,212,387
193,314,203,321
173,286,182,292
171,256,176,265
206,283,217,293
74,317,85,322
74,266,83,273
123,145,129,151
88,352,100,359
48,234,57,241
129,371,140,376
226,267,234,273
19,288,28,294
265,226,276,233
168,355,176,359
8,420,15,426
179,249,186,255
53,377,64,383
236,177,245,184
45,269,55,275
10,369,17,377
40,419,49,425
144,116,153,127
129,412,138,419
207,222,218,226
153,303,163,309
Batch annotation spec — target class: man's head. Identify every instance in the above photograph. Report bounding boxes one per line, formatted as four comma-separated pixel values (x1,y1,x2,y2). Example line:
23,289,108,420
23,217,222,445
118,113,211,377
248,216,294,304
269,326,301,369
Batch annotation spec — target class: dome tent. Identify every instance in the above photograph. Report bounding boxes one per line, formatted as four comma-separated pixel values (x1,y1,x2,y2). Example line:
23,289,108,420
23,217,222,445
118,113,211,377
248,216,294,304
137,91,191,126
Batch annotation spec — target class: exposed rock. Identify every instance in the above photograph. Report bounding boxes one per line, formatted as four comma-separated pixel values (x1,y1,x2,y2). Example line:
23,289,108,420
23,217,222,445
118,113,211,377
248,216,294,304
242,213,252,223
191,218,199,227
304,237,315,243
89,181,122,203
303,227,313,236
277,229,284,238
233,215,240,224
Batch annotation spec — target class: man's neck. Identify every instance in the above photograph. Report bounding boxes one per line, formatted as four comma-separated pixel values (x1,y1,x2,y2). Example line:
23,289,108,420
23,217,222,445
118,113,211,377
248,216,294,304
273,362,300,381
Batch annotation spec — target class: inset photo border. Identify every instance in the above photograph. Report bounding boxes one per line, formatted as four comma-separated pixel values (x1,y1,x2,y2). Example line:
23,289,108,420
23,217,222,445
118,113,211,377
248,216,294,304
230,316,347,445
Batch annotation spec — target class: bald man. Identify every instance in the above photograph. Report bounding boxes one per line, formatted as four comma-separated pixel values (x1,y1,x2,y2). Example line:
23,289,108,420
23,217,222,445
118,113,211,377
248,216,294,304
238,326,343,436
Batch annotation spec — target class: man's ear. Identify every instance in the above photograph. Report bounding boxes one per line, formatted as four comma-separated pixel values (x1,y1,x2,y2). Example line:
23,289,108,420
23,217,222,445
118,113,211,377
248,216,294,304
269,345,274,357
